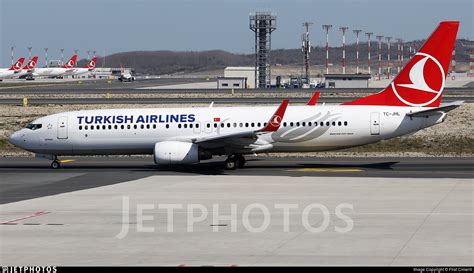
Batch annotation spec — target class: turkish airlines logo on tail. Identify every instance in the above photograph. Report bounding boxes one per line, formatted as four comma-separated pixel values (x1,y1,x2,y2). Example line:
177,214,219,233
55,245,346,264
65,59,75,68
88,60,96,68
13,61,23,70
26,59,37,69
391,52,445,107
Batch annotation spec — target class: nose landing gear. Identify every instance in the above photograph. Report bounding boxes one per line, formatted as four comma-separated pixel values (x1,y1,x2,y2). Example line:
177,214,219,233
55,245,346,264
51,160,61,169
224,154,246,170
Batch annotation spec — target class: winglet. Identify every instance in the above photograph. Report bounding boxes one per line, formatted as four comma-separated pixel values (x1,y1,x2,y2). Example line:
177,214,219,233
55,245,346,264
307,91,320,106
259,99,289,132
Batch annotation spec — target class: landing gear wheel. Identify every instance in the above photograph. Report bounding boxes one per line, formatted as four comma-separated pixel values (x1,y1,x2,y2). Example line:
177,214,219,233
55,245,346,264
224,156,240,170
51,160,61,169
235,155,246,168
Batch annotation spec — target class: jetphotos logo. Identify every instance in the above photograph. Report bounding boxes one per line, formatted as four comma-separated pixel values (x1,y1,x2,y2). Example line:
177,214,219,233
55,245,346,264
391,52,445,107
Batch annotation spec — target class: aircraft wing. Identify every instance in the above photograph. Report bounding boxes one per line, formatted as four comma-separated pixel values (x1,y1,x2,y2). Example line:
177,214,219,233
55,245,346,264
406,101,463,117
190,99,289,149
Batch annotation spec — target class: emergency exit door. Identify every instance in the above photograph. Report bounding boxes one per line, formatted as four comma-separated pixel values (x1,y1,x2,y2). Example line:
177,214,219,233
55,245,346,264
370,112,380,135
57,116,68,139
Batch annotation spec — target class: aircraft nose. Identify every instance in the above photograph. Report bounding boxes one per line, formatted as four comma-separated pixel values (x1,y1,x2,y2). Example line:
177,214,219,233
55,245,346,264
8,131,20,146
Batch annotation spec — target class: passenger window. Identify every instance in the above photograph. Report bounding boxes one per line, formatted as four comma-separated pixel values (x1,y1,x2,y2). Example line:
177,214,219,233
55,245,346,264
302,122,306,127
102,125,106,130
79,126,82,130
220,123,224,128
178,124,182,129
326,122,330,126
166,124,169,129
290,122,294,127
344,121,348,126
153,124,156,129
245,123,249,127
296,122,300,127
207,123,210,128
338,121,342,126
257,122,261,127
190,124,193,128
141,124,144,129
121,125,124,129
147,124,150,129
108,125,112,130
133,125,137,129
233,123,237,127
308,122,311,126
251,123,255,127
91,125,94,130
196,123,199,128
85,125,88,130
227,123,231,128
332,121,336,126
320,122,324,126
127,125,131,129
214,123,217,128
114,125,118,129
184,124,187,129
283,122,287,127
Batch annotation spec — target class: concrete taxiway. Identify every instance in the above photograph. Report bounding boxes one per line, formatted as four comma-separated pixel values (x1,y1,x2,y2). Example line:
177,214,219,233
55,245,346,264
0,156,472,265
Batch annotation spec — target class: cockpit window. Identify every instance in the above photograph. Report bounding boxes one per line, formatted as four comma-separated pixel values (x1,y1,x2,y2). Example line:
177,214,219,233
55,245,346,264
26,123,42,130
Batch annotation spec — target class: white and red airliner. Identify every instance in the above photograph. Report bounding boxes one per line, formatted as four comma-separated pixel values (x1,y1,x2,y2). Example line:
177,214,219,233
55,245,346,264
9,21,462,169
0,58,26,80
32,55,77,78
14,56,39,79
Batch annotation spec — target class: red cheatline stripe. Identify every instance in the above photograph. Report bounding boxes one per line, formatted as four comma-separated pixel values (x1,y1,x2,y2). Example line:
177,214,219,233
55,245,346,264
0,211,50,225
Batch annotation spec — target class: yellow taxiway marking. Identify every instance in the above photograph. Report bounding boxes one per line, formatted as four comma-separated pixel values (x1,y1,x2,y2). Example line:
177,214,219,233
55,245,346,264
59,159,75,164
288,168,363,173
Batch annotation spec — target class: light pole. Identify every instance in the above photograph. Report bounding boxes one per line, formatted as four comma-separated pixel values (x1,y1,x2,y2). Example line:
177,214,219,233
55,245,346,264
376,35,383,79
365,32,373,75
385,37,392,79
60,49,65,65
322,24,332,74
353,29,362,74
27,47,33,60
339,26,349,74
396,38,403,73
44,48,49,67
11,46,15,65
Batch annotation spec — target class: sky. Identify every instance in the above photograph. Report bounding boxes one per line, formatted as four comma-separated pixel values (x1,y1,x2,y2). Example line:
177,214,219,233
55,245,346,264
0,0,472,66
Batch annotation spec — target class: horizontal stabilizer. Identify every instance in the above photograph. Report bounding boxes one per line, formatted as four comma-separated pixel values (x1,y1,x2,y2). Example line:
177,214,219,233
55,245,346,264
406,101,463,117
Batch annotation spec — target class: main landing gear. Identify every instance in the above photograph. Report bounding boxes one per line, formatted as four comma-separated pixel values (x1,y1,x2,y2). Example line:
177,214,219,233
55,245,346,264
224,154,246,170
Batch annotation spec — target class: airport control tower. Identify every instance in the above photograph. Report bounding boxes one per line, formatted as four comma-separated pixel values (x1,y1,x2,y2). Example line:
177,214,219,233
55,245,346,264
250,11,277,88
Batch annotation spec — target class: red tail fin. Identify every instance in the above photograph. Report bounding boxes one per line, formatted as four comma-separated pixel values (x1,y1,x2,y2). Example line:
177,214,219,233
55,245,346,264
344,21,459,107
63,55,77,68
9,58,25,71
85,57,97,69
24,56,38,70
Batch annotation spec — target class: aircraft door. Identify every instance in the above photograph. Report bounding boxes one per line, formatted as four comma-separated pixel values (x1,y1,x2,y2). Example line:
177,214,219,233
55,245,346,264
57,116,68,139
370,112,380,135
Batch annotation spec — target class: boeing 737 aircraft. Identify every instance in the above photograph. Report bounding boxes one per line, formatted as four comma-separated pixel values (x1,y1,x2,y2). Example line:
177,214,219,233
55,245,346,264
14,56,39,78
9,21,462,169
32,55,77,78
0,58,26,80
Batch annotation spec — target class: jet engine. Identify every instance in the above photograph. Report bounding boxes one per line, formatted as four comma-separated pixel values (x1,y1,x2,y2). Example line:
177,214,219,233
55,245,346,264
153,141,201,165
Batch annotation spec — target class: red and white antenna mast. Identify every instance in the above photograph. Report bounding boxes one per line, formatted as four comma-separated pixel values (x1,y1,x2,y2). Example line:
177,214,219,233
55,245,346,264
353,29,362,74
365,32,373,75
322,24,332,74
339,26,349,74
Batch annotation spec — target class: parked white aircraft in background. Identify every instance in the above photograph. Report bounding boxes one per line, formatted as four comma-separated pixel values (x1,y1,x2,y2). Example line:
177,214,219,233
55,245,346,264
67,57,97,77
14,56,39,79
0,58,25,81
32,55,77,78
9,21,462,169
